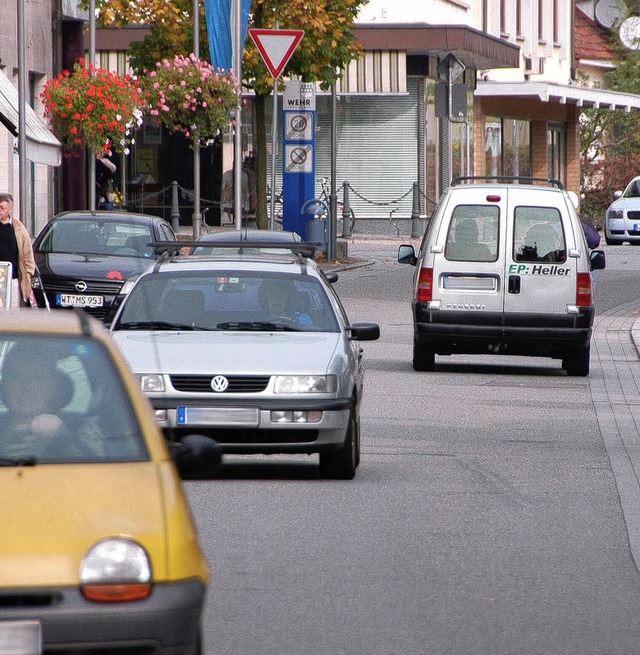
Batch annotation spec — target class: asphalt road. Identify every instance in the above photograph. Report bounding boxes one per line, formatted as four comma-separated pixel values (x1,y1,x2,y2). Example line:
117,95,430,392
188,239,640,655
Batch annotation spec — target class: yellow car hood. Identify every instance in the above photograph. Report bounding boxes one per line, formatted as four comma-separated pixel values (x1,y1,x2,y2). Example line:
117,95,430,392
1,462,172,588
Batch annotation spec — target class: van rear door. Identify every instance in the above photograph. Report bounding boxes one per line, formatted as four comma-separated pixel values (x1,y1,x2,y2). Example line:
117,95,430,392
430,187,506,319
503,187,576,319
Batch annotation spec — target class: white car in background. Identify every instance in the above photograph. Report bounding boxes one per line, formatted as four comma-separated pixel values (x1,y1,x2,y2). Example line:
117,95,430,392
605,175,640,245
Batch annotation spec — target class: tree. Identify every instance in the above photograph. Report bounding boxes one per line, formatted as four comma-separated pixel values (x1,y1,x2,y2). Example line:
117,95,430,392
88,0,366,227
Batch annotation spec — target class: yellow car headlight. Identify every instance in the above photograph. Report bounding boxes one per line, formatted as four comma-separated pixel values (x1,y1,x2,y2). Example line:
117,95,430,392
80,538,151,603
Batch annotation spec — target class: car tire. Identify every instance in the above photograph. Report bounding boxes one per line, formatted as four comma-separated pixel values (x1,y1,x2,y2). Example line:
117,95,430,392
562,347,590,377
319,409,358,480
413,340,435,372
604,235,621,245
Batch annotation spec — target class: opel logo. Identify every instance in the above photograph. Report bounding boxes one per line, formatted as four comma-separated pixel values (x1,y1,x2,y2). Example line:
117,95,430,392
75,281,87,292
210,375,229,392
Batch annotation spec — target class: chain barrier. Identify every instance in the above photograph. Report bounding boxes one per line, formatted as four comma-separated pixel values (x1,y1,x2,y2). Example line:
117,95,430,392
346,182,413,207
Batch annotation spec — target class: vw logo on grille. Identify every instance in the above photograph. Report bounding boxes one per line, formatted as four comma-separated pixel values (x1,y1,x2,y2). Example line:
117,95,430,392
75,281,88,292
210,375,229,392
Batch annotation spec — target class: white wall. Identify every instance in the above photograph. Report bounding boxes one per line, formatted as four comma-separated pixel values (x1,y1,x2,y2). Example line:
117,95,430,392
356,0,575,85
357,0,470,25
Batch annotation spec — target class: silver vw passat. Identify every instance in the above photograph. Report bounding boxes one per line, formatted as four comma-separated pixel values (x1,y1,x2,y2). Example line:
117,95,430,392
109,243,380,479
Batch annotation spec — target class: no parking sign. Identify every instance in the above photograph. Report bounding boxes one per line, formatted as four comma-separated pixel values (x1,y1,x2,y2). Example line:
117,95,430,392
282,82,316,238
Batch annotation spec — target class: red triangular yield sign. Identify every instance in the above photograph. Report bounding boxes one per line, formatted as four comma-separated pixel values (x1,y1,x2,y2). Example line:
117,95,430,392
249,28,304,79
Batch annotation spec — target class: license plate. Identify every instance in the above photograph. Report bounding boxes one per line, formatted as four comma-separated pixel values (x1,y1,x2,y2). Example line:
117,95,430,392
56,293,104,308
0,620,42,655
177,406,259,426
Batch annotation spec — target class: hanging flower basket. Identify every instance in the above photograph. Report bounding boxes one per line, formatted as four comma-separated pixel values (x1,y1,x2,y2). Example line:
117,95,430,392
41,58,144,156
140,54,241,146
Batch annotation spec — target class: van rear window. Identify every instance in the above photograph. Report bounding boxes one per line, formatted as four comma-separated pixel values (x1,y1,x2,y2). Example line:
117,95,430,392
514,207,566,263
445,206,499,262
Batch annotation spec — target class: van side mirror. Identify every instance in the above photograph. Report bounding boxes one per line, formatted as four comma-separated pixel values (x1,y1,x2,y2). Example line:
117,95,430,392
613,191,623,200
398,244,417,265
590,249,606,271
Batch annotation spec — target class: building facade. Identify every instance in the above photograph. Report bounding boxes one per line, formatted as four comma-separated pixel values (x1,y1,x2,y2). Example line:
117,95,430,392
20,0,640,235
0,0,70,234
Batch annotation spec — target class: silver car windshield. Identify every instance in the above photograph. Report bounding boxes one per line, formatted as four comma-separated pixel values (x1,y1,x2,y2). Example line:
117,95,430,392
0,335,148,466
116,272,341,333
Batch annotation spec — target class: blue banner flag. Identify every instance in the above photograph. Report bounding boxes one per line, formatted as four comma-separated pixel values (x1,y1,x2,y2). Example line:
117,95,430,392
204,0,252,71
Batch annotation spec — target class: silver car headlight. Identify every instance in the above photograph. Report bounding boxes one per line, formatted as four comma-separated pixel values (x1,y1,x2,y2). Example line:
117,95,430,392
274,375,337,393
138,373,165,392
608,209,624,219
80,538,151,602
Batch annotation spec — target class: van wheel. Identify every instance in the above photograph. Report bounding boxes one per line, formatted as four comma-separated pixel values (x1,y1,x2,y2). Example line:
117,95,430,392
605,235,621,245
563,347,590,377
319,410,358,480
413,341,435,371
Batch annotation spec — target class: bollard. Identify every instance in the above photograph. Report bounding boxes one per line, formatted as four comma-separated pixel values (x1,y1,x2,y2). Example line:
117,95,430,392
411,182,421,238
170,181,180,233
342,181,352,237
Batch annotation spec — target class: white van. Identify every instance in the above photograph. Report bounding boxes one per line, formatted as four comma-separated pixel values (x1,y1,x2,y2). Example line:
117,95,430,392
398,177,606,376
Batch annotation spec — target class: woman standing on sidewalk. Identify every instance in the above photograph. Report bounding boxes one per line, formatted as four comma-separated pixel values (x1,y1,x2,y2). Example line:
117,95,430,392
0,193,35,308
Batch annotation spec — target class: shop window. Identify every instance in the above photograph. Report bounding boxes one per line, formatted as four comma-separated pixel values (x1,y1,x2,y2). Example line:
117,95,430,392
485,117,531,178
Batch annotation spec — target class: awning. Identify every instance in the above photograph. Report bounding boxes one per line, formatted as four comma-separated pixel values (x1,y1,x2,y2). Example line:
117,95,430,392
0,70,62,166
476,81,640,112
352,24,520,70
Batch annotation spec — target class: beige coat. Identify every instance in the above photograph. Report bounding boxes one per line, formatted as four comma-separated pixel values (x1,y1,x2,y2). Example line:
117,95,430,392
12,218,35,303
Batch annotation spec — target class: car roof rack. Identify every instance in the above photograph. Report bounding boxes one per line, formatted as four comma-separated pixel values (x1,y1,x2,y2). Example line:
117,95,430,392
148,240,318,262
451,176,564,190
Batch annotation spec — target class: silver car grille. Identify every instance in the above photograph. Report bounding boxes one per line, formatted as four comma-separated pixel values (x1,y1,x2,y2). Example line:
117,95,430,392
169,375,270,393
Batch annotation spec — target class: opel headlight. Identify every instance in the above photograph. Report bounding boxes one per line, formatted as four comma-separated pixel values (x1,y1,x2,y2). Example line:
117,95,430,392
119,275,141,296
80,538,151,602
608,209,624,219
138,373,165,392
274,375,337,393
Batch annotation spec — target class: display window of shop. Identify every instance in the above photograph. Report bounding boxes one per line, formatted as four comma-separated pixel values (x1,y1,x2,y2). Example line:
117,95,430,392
484,116,531,178
547,123,566,185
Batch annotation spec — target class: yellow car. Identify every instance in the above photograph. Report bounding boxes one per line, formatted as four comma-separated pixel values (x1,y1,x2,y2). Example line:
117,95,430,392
0,309,219,655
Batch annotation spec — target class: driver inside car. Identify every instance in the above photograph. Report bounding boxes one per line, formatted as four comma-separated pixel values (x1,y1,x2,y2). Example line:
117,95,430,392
259,278,313,327
0,347,104,460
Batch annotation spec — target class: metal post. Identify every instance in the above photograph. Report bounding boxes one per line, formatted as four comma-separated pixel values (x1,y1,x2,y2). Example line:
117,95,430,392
233,0,243,229
269,80,279,230
170,180,180,233
341,181,352,237
269,22,280,231
411,182,420,238
17,0,27,225
88,0,96,210
328,83,337,261
192,0,201,238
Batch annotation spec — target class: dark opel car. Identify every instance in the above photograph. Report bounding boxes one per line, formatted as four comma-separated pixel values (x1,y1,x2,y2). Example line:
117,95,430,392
32,211,177,323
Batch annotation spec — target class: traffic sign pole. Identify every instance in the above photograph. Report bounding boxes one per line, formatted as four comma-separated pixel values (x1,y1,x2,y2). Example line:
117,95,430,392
249,28,304,232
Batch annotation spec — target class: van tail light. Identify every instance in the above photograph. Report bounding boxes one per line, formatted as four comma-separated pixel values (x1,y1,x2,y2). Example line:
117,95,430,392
576,272,592,307
417,268,434,302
